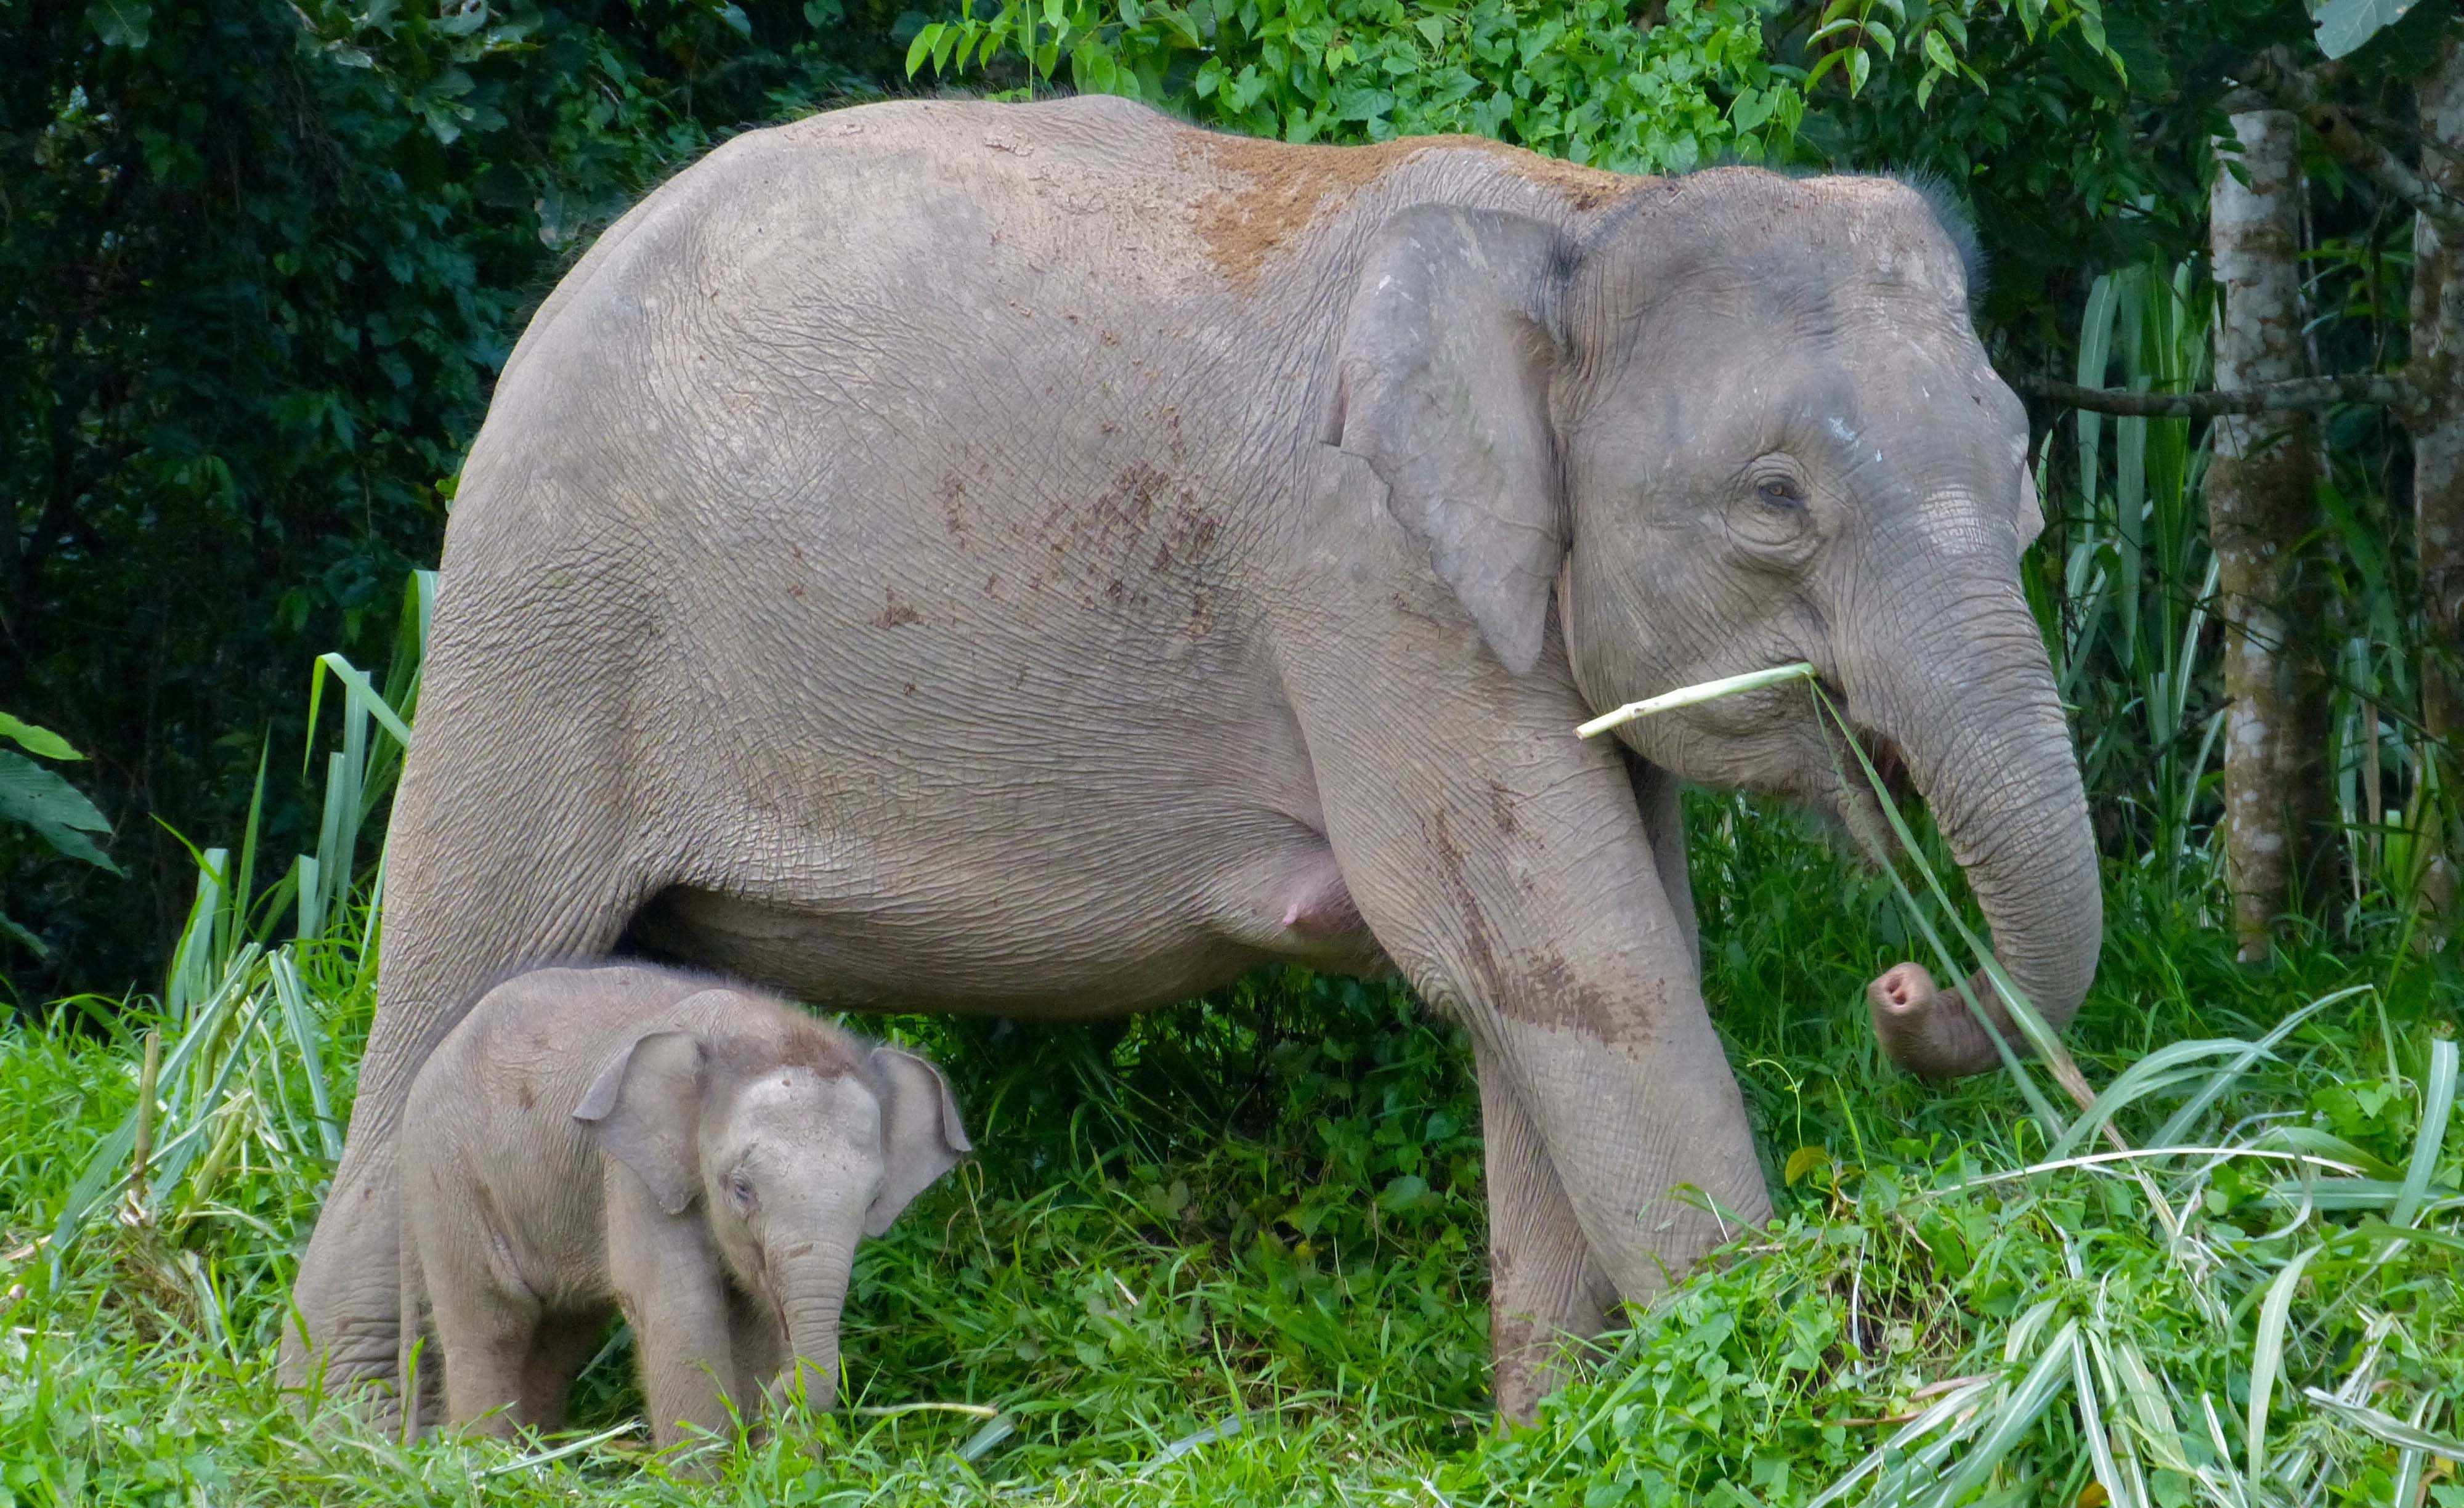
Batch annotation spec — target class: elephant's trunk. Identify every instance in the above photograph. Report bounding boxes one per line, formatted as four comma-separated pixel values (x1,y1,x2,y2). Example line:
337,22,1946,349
774,1242,854,1411
1849,566,2102,1079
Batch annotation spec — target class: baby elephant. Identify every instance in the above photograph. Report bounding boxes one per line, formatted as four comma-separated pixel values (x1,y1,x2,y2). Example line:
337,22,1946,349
397,963,970,1453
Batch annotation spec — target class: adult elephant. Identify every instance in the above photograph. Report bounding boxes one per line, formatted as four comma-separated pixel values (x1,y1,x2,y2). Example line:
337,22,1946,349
283,95,2099,1422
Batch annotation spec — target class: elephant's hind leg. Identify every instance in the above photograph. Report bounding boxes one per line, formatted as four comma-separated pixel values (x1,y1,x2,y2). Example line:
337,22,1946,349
283,628,667,1409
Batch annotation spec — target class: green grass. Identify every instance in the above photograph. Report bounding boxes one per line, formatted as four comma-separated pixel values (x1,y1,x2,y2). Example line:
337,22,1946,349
6,793,2463,1505
6,608,2464,1504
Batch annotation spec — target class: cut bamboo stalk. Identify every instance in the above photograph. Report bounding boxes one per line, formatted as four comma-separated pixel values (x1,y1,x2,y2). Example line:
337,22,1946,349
1575,662,1817,739
130,1029,162,1211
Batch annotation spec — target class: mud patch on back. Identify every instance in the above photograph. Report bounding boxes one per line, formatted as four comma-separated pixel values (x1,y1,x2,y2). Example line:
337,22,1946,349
1180,132,1441,291
1179,129,1650,291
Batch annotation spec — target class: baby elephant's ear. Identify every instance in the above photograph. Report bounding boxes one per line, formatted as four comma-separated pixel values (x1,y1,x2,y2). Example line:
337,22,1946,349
865,1046,971,1237
574,1029,706,1216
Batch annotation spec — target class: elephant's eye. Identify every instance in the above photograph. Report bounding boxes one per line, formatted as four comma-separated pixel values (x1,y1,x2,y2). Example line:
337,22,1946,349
727,1170,757,1212
1756,477,1804,509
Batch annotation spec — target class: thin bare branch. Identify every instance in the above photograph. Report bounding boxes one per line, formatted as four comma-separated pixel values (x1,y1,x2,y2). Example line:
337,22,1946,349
2012,370,2420,418
2239,50,2464,240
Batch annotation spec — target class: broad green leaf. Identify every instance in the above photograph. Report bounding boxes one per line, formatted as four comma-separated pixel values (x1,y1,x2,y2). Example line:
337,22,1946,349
86,0,150,48
2314,0,2421,59
0,712,81,761
0,751,120,872
0,906,47,956
1922,26,1956,76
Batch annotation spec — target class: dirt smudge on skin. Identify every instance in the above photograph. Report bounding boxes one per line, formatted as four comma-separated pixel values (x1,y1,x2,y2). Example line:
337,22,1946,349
703,1011,864,1082
1034,462,1166,564
1178,129,1650,291
872,589,924,628
1427,811,1653,1050
1016,461,1230,625
939,473,971,543
1488,780,1521,837
1525,952,1655,1051
1484,145,1644,211
1430,809,1508,1004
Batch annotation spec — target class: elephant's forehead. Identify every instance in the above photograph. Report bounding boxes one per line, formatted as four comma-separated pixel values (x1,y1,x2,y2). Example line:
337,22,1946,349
731,1066,879,1138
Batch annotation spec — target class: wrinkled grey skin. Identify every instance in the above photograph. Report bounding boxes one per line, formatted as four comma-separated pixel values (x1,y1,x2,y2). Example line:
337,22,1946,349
396,965,968,1456
288,95,2099,1424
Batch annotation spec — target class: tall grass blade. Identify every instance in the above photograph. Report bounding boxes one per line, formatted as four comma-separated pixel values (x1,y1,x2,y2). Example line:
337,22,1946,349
2245,1242,2323,1482
1805,1377,1999,1508
1574,662,1817,739
268,950,341,1159
1923,1322,2081,1508
2071,1331,2136,1508
2053,1036,2283,1159
2108,1337,2195,1475
2390,1038,2457,1229
2298,1388,2464,1462
2148,989,2359,1148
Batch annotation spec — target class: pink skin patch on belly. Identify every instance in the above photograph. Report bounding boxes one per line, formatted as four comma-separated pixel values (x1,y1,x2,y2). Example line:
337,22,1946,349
1279,864,1364,939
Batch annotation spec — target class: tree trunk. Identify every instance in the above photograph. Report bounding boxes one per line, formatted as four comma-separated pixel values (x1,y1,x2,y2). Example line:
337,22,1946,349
2415,31,2464,919
2209,105,2331,960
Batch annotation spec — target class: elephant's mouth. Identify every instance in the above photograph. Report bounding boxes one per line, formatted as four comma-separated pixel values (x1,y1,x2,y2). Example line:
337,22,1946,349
1810,678,1915,805
1857,729,1914,805
1810,683,1918,864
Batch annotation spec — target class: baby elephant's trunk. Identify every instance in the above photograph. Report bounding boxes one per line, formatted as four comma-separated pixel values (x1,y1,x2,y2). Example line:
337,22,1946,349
775,1242,856,1411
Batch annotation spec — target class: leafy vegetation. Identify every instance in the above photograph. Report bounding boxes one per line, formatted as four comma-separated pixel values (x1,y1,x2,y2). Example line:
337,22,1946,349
0,0,909,996
0,715,116,956
5,606,2463,1504
910,0,1802,168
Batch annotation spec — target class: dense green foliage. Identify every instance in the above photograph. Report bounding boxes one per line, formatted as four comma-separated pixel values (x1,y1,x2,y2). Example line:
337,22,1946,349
911,0,1802,168
0,0,910,996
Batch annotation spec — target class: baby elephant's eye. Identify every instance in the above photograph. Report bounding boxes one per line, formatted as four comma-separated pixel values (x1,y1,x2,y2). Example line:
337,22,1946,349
727,1171,757,1212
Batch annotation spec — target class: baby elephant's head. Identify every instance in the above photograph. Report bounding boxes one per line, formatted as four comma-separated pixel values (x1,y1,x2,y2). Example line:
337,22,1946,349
572,993,971,1406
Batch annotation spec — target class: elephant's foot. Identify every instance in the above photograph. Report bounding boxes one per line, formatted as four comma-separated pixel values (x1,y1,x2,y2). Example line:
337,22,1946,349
281,1149,408,1421
1490,1286,1612,1428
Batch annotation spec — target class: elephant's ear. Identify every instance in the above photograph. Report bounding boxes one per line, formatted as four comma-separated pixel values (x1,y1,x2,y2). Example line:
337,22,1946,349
2017,458,2046,551
574,1029,706,1217
863,1046,970,1237
1326,204,1575,675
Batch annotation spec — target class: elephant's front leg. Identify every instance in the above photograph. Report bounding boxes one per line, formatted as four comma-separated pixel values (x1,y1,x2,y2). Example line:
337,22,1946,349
607,1177,739,1462
1279,607,1770,1416
1477,1042,1615,1424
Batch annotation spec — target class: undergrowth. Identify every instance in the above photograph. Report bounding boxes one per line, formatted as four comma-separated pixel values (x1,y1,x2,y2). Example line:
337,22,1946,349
3,629,2463,1504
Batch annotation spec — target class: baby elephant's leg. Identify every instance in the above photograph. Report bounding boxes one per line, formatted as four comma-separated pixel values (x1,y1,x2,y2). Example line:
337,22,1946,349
608,1177,739,1459
727,1287,786,1416
428,1272,545,1440
518,1314,607,1434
